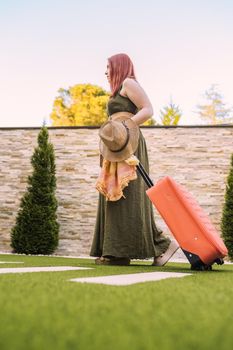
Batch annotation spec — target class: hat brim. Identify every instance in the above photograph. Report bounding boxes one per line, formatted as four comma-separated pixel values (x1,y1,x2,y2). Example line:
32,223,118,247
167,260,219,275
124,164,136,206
99,113,139,162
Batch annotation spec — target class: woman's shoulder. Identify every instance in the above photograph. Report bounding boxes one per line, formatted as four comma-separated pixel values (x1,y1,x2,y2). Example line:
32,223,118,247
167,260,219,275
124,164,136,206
122,77,138,88
122,78,141,95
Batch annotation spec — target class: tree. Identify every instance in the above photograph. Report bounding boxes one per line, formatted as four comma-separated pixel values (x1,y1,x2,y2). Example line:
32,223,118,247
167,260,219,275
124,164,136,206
159,99,182,125
143,118,156,126
11,127,59,255
50,84,110,126
221,153,233,261
195,84,232,125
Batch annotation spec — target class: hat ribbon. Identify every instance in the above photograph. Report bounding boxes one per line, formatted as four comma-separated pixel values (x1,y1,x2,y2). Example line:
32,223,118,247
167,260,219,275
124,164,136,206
110,121,130,153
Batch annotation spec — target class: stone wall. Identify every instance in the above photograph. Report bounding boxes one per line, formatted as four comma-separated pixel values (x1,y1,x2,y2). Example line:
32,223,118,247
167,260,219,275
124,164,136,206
0,125,232,256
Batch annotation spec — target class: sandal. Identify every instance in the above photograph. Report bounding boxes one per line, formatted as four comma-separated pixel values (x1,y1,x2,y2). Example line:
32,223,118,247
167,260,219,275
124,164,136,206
152,240,179,266
95,256,130,266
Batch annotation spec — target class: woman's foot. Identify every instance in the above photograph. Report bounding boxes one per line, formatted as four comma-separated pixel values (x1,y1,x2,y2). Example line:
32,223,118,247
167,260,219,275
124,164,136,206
152,240,180,266
95,256,130,266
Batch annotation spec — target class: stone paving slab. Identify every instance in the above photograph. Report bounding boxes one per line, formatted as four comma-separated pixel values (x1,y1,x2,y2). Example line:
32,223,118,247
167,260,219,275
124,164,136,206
0,266,92,274
70,271,192,286
0,261,24,264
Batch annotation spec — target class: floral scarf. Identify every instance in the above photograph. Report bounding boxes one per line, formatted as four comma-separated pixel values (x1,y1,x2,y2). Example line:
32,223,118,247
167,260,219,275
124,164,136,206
96,155,139,201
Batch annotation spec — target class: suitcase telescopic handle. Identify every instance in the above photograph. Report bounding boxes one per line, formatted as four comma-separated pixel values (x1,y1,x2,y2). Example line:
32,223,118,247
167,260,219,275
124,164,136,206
136,162,154,188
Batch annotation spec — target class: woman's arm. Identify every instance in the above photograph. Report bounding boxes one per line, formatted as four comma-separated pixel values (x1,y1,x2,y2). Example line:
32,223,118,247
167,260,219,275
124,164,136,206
121,78,154,125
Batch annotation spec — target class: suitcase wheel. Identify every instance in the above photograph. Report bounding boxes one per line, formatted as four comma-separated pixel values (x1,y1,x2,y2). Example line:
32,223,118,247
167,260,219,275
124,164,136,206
214,258,224,265
191,264,212,271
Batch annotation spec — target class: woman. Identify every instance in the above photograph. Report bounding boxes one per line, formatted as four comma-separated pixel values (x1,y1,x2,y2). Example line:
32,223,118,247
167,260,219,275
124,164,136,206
90,53,179,265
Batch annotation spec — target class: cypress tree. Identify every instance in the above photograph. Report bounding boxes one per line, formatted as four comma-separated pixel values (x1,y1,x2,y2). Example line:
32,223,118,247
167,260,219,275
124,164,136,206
221,153,233,260
11,127,59,254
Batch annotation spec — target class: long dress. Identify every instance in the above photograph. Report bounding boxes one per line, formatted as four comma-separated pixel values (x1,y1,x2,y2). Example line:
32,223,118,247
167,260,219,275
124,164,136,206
90,91,170,259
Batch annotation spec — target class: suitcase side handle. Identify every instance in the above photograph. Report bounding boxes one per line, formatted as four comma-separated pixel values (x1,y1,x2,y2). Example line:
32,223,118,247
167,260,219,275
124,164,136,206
136,162,154,188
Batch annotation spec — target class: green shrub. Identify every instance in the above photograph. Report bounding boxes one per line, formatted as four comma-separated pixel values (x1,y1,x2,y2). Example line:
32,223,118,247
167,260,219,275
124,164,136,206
221,153,233,260
11,127,59,254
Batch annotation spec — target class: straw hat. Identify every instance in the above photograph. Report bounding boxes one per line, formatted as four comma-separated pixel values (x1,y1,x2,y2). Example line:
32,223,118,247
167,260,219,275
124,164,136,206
99,112,139,162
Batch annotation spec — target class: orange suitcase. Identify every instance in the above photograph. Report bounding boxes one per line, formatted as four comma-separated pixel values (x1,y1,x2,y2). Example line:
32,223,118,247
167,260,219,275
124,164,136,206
137,163,228,270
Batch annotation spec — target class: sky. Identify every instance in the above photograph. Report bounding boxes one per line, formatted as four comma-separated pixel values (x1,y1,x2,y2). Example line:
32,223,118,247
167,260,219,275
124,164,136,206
0,0,233,127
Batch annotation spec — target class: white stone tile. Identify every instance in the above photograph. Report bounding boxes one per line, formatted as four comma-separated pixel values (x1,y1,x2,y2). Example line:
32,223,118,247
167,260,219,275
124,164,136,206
0,261,24,264
70,271,192,286
0,266,92,274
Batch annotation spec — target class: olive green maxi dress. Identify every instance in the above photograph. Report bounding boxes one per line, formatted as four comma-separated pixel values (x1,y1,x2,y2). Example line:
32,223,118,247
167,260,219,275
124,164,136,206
90,91,170,259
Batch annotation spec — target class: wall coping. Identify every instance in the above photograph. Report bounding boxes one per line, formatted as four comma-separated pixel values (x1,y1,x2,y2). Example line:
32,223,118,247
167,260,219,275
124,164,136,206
0,124,233,131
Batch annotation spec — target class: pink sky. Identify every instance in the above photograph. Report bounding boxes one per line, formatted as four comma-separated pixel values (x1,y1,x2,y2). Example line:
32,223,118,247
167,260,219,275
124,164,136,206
0,0,233,126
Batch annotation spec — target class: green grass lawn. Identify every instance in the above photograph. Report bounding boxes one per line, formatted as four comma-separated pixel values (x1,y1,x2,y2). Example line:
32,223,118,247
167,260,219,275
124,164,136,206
0,253,232,350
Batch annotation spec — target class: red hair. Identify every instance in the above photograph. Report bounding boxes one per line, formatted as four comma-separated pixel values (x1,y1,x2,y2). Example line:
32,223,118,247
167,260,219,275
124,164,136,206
108,53,136,96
